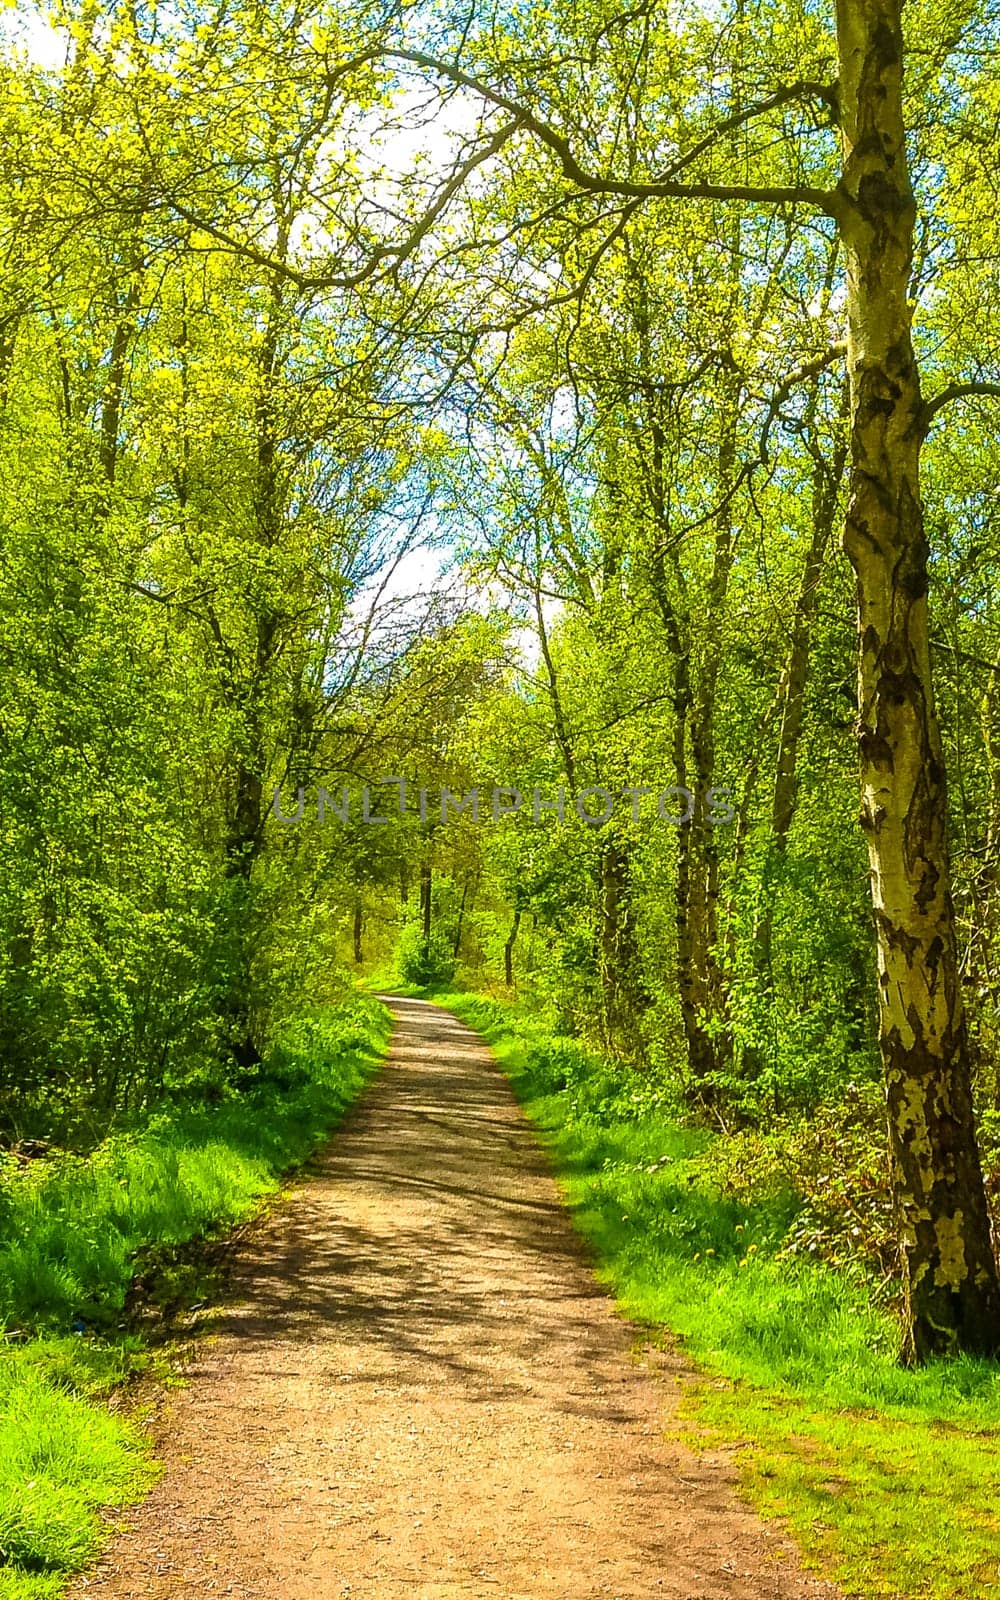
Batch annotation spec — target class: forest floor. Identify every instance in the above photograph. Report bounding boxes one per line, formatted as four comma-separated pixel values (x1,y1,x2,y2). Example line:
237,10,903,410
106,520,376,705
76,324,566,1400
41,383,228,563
69,997,842,1600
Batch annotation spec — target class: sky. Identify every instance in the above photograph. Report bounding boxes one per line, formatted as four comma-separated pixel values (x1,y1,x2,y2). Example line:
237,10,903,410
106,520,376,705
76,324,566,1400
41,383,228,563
1,3,66,68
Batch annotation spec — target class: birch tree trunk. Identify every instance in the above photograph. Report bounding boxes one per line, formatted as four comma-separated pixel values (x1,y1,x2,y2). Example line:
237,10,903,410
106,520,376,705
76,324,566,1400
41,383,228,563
835,0,1000,1359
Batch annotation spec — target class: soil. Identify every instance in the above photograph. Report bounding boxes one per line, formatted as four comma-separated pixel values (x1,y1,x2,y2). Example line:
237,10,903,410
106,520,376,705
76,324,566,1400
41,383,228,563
72,996,843,1600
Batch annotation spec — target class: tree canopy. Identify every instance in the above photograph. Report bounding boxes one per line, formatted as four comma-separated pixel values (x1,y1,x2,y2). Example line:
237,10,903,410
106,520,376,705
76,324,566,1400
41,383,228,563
4,0,1000,1362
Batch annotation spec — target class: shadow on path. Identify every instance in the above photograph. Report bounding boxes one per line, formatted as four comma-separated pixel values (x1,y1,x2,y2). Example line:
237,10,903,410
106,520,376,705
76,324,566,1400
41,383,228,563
72,996,841,1600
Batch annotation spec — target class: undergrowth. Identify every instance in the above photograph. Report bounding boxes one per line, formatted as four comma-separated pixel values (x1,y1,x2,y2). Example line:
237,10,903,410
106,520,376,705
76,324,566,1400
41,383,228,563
0,994,390,1597
438,990,1000,1600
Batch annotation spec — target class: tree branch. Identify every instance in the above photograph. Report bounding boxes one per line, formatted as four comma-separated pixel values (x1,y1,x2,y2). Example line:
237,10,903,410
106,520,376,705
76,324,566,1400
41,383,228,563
151,118,521,290
760,343,847,464
659,80,840,183
389,50,839,213
922,381,1000,430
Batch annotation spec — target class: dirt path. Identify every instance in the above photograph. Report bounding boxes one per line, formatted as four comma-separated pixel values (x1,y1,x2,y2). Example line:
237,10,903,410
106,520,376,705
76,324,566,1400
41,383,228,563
74,998,841,1600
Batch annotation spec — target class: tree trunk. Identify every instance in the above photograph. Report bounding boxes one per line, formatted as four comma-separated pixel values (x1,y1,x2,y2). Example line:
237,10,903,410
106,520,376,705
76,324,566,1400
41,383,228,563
653,581,719,1089
353,895,364,966
504,907,521,989
419,862,432,952
99,276,142,487
215,252,286,1076
630,215,739,1096
835,0,1000,1359
674,368,739,1098
0,319,17,414
965,647,1000,1101
641,401,729,1095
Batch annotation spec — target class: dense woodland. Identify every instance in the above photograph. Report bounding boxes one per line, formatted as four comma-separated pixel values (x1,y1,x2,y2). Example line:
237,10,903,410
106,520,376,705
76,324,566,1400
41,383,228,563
4,0,1000,1373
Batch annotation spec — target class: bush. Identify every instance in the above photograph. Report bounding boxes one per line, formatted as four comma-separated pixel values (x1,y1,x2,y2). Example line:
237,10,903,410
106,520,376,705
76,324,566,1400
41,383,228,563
396,926,456,987
695,1079,898,1302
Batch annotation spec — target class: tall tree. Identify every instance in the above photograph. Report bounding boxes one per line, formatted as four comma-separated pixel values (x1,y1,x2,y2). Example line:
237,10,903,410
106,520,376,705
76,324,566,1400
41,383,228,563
370,0,1000,1356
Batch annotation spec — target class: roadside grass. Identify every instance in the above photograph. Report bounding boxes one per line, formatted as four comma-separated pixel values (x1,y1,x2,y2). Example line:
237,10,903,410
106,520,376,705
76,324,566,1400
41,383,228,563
0,995,390,1597
437,990,1000,1600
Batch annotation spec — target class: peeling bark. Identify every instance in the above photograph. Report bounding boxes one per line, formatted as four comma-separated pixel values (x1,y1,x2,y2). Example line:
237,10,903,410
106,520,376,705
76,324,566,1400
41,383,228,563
835,0,1000,1359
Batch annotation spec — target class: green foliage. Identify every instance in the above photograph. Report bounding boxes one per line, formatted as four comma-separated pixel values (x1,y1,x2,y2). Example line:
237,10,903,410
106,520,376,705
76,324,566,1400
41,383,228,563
448,993,1000,1600
1,0,1000,1585
0,995,389,1594
446,993,675,1119
0,998,389,1335
0,0,464,1139
706,1084,899,1298
395,925,456,988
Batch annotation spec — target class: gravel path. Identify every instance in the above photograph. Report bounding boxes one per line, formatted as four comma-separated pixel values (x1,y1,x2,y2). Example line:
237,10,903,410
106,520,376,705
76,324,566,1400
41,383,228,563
73,996,841,1600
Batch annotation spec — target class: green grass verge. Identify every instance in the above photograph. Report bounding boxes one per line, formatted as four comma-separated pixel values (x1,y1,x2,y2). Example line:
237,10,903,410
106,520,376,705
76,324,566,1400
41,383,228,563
0,995,390,1596
436,990,1000,1600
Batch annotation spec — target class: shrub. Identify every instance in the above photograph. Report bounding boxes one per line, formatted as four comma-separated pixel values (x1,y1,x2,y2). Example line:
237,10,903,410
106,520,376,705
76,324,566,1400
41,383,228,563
396,926,456,987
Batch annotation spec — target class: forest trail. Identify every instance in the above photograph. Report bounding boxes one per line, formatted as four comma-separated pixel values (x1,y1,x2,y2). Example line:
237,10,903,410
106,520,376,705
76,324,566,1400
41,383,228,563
73,998,841,1600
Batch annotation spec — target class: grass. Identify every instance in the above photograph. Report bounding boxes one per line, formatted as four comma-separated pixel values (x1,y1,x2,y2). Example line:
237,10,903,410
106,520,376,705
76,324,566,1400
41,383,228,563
435,990,1000,1600
0,994,390,1596
0,1340,153,1599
